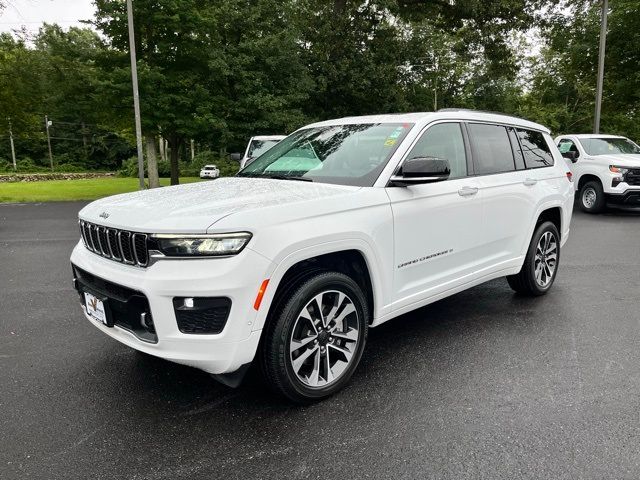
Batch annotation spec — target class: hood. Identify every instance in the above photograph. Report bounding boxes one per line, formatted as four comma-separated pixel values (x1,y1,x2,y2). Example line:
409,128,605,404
79,177,360,233
590,153,640,168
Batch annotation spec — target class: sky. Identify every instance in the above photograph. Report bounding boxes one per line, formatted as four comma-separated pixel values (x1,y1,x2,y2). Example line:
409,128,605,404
0,0,96,34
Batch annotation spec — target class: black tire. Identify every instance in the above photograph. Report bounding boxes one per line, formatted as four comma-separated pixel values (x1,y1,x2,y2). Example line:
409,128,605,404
507,221,561,296
579,180,605,213
261,271,369,403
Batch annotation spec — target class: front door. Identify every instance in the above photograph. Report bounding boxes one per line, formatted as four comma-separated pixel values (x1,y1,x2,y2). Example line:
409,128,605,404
386,122,484,310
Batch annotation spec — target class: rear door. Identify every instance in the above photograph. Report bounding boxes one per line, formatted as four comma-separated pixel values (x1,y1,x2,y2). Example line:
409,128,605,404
467,123,540,274
386,122,484,308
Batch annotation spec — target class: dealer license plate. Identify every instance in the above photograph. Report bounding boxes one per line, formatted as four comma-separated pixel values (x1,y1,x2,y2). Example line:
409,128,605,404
84,292,108,325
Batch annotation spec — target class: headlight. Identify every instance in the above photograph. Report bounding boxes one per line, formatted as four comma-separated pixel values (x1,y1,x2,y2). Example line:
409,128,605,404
609,165,629,175
152,232,252,257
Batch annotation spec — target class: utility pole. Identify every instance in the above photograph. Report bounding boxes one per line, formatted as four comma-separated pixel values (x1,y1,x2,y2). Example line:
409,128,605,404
7,117,16,170
45,115,53,171
127,0,146,190
594,0,608,134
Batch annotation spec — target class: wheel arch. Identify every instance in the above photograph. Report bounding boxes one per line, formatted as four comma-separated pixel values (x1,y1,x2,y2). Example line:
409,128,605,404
577,173,602,192
253,243,384,333
536,206,562,240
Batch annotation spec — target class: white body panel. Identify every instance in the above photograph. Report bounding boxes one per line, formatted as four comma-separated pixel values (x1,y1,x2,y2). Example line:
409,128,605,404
71,111,574,375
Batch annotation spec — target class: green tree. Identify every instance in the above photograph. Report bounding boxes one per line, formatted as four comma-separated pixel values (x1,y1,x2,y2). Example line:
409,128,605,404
94,0,311,184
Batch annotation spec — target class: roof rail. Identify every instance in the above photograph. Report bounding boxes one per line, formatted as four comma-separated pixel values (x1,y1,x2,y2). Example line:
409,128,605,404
437,108,530,122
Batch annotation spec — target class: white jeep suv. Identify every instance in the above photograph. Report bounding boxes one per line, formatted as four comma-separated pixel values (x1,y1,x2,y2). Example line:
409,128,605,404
555,134,640,212
71,110,574,402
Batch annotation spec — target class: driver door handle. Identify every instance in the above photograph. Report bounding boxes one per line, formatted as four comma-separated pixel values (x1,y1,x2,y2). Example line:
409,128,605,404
523,178,538,186
458,186,478,197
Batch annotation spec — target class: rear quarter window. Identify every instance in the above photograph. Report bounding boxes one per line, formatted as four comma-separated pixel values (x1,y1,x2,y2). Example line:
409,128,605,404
517,129,554,168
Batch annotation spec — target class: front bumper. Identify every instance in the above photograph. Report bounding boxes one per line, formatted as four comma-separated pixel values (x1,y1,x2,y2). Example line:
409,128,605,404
70,241,273,374
606,189,640,209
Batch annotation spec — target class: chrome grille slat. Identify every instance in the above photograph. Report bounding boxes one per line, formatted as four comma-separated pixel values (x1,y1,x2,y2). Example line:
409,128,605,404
119,231,135,264
78,221,148,267
132,233,148,267
107,229,121,260
79,221,90,251
97,226,110,257
90,225,101,254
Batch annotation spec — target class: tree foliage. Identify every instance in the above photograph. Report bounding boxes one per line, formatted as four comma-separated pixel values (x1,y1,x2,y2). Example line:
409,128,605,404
1,0,639,176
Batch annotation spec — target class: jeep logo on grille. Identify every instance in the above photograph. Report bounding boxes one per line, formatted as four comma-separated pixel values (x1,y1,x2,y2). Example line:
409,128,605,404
99,212,110,219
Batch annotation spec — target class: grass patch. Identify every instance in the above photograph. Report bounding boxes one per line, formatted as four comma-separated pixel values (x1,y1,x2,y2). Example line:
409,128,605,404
0,177,203,203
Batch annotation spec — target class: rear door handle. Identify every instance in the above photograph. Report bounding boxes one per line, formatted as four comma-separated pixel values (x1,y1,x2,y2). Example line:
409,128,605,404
458,186,478,197
523,178,538,186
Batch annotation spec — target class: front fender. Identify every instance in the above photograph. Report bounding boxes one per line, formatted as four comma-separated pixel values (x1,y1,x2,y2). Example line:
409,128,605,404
250,237,391,332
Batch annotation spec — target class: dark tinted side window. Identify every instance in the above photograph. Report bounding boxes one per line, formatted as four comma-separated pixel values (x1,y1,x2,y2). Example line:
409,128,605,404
557,139,579,158
517,129,554,168
507,127,526,170
468,123,516,175
405,122,468,179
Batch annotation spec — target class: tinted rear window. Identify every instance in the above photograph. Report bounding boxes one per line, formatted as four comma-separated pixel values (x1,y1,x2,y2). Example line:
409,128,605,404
468,124,516,175
517,129,554,168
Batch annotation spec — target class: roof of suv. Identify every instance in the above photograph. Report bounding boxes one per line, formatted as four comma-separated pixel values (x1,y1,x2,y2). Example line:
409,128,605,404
559,134,626,139
306,110,550,134
252,135,287,141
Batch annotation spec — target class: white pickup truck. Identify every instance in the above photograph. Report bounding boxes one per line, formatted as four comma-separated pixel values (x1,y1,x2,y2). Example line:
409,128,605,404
555,134,640,213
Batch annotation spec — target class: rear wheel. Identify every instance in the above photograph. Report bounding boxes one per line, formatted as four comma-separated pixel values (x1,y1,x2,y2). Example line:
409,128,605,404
579,180,605,213
261,271,368,403
507,221,560,296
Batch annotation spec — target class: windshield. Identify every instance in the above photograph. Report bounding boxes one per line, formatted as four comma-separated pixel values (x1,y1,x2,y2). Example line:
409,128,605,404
203,166,216,170
238,123,413,186
248,139,281,158
579,137,640,156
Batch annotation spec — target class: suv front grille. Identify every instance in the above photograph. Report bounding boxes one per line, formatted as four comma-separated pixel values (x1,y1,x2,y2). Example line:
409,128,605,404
79,220,148,267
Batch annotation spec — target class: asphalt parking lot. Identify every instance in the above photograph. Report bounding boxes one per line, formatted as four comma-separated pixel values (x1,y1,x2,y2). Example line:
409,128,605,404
1,201,639,480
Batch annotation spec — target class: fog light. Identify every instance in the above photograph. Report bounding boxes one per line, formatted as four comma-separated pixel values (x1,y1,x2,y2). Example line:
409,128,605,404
172,297,232,334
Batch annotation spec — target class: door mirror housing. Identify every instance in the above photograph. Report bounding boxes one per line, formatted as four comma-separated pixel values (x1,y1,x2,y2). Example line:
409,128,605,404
561,151,578,163
390,157,450,186
229,153,242,162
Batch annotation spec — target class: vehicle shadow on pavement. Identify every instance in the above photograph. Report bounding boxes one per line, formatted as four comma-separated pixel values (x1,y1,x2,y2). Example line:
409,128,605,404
108,276,561,415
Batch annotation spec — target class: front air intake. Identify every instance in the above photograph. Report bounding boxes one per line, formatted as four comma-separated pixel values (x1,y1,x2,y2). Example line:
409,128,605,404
79,220,149,268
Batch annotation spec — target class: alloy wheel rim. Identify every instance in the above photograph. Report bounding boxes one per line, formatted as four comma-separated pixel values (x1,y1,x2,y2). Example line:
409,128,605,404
289,290,359,388
534,231,558,288
582,187,597,208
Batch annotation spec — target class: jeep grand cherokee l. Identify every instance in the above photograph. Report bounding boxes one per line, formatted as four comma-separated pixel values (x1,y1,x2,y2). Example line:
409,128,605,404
71,110,574,402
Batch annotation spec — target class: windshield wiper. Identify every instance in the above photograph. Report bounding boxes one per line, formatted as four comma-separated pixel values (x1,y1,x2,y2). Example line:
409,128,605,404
237,173,313,182
264,174,313,182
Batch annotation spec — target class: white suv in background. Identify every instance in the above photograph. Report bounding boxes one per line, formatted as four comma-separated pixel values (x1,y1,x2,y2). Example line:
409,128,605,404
555,134,640,212
71,110,574,402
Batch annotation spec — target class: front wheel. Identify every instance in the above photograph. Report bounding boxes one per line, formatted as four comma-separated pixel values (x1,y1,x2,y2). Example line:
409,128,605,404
261,271,369,403
579,180,605,213
507,221,560,296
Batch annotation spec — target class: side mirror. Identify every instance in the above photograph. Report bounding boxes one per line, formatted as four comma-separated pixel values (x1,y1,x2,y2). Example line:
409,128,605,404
561,151,578,163
390,157,450,186
229,153,242,162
